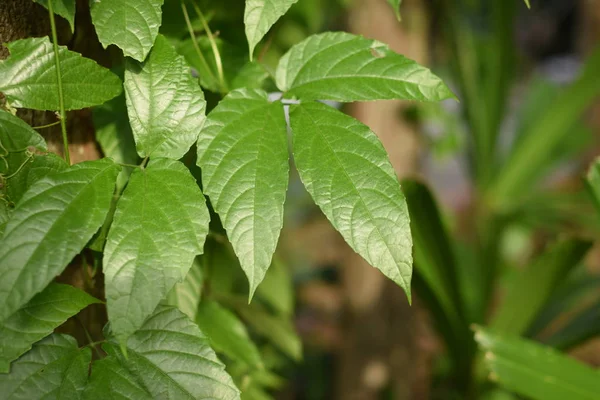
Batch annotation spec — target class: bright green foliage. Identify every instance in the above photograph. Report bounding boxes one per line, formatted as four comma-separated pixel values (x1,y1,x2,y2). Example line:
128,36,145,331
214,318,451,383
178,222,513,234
475,327,600,400
0,334,90,399
244,0,299,59
103,158,209,342
585,158,600,214
196,300,263,369
0,284,99,373
0,110,47,153
86,306,240,400
0,159,119,322
0,37,122,111
166,257,204,320
491,239,591,336
524,0,531,8
33,0,76,32
197,89,288,297
125,35,206,159
276,32,453,102
290,102,412,298
90,0,164,61
386,0,402,20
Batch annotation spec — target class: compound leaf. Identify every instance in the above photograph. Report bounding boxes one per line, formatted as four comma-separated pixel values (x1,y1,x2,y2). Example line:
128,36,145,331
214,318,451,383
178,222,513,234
0,37,122,111
125,34,206,159
196,300,263,368
86,306,240,400
90,0,164,61
244,0,298,59
197,89,288,298
103,158,209,343
290,102,412,297
0,334,90,400
276,32,453,102
0,159,120,322
0,284,99,373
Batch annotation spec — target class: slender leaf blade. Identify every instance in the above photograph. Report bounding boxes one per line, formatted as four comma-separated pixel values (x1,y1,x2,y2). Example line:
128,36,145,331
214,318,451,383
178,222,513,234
0,334,90,400
33,0,76,32
0,37,122,111
0,110,46,153
386,0,402,20
290,102,412,297
90,0,164,61
86,306,240,400
197,89,288,297
585,157,600,215
125,34,206,159
475,327,600,400
244,0,299,59
276,32,453,102
0,284,99,373
103,158,209,342
0,159,120,322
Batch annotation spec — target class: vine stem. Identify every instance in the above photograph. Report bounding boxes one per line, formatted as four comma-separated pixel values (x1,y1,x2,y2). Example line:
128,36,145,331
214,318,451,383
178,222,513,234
180,1,218,86
47,0,71,165
32,120,61,130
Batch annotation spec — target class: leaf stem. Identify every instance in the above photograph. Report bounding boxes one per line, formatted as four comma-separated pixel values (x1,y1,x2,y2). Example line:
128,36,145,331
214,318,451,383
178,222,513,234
181,1,219,86
32,120,61,130
190,0,227,92
47,0,70,165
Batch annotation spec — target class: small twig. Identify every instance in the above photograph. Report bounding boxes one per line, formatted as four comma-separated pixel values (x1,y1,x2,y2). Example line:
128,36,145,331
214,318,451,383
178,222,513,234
181,0,218,86
32,120,61,130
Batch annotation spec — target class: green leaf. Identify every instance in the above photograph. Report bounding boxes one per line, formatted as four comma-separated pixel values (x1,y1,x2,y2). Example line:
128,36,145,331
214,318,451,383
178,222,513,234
490,239,591,336
0,334,90,400
197,89,288,297
86,306,240,400
0,37,122,111
103,158,209,342
524,0,531,9
290,102,412,297
0,110,46,153
90,0,164,61
474,327,600,400
196,300,263,368
166,257,204,320
125,34,206,159
0,159,120,322
0,283,99,373
255,258,294,316
244,0,299,59
33,0,76,32
386,0,402,20
93,94,138,167
585,157,600,215
276,32,453,102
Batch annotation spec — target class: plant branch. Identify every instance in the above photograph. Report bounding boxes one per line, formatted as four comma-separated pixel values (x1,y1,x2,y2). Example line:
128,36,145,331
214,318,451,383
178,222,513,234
181,1,218,85
47,0,70,165
32,120,61,130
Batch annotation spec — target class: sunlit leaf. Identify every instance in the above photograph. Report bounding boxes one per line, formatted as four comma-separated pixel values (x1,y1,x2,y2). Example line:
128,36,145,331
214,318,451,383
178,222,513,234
244,0,299,59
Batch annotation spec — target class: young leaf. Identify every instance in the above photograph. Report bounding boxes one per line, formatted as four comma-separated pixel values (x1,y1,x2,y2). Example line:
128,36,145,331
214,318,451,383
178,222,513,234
33,0,76,32
103,158,209,343
0,110,47,153
0,159,120,322
524,0,531,9
166,257,204,320
90,0,164,61
0,37,122,111
475,327,600,400
289,102,412,298
276,32,453,102
125,34,206,159
196,300,263,368
0,334,90,399
86,306,240,400
197,89,288,298
244,0,299,59
0,283,99,373
386,0,402,21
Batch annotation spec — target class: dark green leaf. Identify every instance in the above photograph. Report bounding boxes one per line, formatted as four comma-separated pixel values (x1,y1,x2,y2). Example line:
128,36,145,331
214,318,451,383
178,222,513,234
103,158,209,342
585,157,600,215
475,327,600,400
166,257,204,320
244,0,299,59
90,0,164,61
0,159,120,322
544,297,600,350
0,37,122,111
290,102,412,297
33,0,76,32
197,89,288,297
125,34,206,159
276,32,453,102
0,334,90,400
196,300,263,368
86,306,240,400
0,110,46,153
0,284,99,373
255,258,294,316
